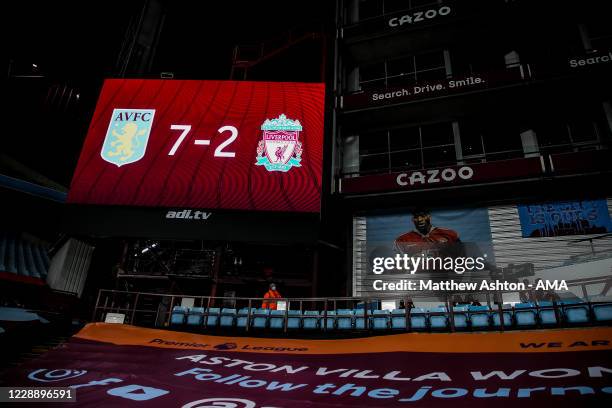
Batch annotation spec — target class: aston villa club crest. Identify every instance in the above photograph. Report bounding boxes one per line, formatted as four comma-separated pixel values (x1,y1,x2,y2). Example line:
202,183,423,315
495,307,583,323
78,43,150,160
101,108,155,167
255,114,303,172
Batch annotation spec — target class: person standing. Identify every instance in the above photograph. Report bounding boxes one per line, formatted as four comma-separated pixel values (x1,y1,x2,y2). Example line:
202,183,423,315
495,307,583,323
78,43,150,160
262,283,282,310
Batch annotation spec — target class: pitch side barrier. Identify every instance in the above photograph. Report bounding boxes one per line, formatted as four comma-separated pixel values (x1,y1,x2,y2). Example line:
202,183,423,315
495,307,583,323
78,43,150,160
92,280,612,335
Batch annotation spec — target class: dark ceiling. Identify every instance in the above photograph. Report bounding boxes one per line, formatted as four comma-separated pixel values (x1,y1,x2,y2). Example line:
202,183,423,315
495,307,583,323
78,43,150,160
3,0,334,187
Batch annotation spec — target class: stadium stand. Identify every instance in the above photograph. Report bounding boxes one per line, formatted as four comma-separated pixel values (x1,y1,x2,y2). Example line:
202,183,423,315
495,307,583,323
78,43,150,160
123,291,612,334
0,233,49,284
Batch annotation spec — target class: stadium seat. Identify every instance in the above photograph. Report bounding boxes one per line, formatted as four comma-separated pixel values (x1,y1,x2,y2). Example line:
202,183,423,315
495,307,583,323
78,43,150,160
287,310,302,329
391,309,407,330
170,306,188,325
322,310,336,330
563,302,590,324
252,308,270,329
593,303,612,322
236,308,254,328
451,306,469,329
302,310,320,329
468,305,490,329
429,307,448,330
268,310,285,329
514,303,538,327
186,307,204,326
410,308,428,330
354,309,367,329
371,310,389,330
336,309,354,330
204,307,220,327
220,308,236,328
537,301,561,325
491,306,512,328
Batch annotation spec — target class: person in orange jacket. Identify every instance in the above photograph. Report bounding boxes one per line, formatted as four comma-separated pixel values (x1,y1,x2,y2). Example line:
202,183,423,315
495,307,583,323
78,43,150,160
262,283,282,310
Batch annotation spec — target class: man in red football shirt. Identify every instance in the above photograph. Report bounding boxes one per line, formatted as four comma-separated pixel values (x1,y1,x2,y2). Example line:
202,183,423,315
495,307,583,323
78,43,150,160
394,208,461,257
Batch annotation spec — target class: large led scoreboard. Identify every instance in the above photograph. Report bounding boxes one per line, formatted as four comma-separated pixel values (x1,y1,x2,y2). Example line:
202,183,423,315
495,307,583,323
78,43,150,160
68,79,325,213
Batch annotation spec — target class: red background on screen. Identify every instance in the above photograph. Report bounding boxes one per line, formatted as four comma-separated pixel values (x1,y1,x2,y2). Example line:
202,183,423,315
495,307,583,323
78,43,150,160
67,79,325,212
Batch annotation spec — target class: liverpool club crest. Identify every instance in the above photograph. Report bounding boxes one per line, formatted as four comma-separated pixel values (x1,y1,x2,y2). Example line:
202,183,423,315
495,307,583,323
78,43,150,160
255,114,303,172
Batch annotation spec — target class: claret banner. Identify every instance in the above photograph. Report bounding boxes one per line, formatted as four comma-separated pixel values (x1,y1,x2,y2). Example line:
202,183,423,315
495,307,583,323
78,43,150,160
68,79,325,212
3,323,612,407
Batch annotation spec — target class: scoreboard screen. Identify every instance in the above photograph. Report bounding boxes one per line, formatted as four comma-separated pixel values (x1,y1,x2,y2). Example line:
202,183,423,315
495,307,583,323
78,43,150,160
68,79,325,212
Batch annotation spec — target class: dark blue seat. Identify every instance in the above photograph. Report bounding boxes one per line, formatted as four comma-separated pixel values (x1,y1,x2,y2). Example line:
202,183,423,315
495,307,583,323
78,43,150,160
303,310,320,329
563,302,590,324
593,303,612,322
204,307,220,327
410,308,428,330
252,308,270,329
322,310,336,330
354,309,367,329
336,309,354,330
371,310,389,330
468,305,490,329
236,308,254,328
514,303,537,327
287,310,302,329
391,309,407,330
537,301,561,325
220,308,236,328
170,306,188,325
491,306,512,327
428,307,448,330
186,307,204,326
269,310,286,329
452,306,469,329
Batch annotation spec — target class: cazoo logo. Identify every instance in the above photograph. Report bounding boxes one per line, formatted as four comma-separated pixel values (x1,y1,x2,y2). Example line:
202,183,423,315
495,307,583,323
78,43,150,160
396,166,474,187
388,5,451,28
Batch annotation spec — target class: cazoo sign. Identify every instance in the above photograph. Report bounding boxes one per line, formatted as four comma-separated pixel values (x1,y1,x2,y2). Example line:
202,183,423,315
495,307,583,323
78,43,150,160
339,157,546,194
388,5,452,28
396,166,473,187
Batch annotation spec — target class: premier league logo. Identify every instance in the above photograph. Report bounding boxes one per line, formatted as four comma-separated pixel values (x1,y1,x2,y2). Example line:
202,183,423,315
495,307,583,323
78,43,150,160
255,114,303,172
101,108,155,167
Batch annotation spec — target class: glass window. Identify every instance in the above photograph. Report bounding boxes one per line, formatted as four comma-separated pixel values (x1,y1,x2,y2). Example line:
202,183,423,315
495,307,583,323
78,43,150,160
387,56,415,77
360,78,386,90
421,122,454,147
459,121,484,156
390,126,421,151
535,122,570,147
360,62,385,82
416,51,445,71
586,20,612,50
391,150,422,170
359,130,388,155
411,0,437,8
359,0,383,20
569,121,598,143
386,74,415,87
423,146,456,167
415,68,447,82
450,50,469,75
360,153,389,173
384,0,409,14
482,125,523,160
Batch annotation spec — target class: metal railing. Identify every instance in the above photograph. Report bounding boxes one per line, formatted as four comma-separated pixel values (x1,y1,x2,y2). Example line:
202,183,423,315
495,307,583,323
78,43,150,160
92,284,612,335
